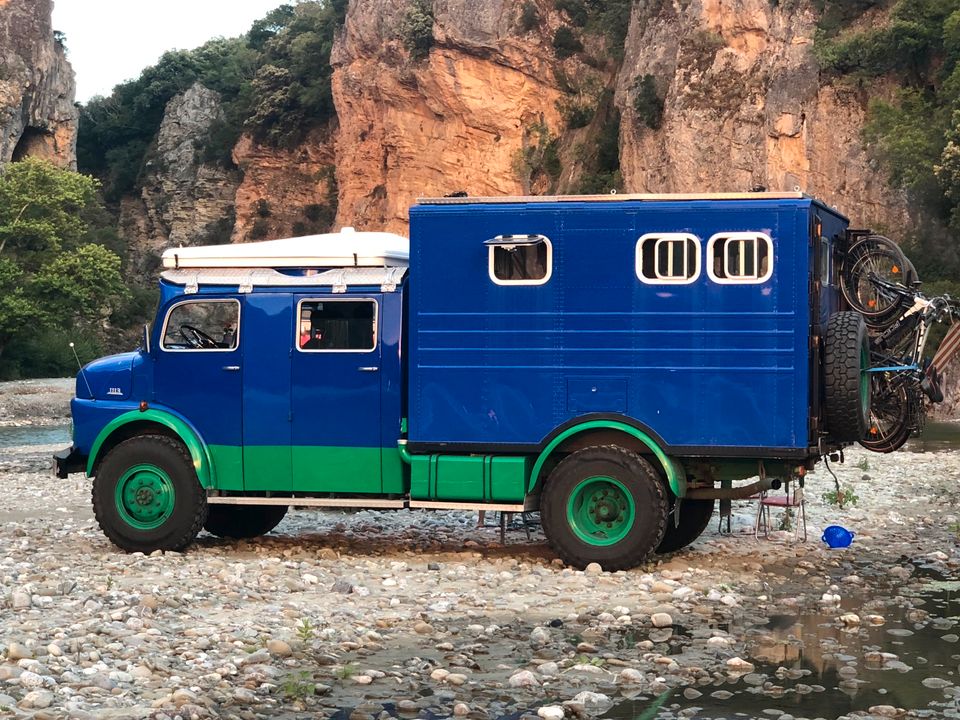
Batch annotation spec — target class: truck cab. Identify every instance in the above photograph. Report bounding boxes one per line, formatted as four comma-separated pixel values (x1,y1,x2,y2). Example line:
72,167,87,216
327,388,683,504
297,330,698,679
56,193,871,570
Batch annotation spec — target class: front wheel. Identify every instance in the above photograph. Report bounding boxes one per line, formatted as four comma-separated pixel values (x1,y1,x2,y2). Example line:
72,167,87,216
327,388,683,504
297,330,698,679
540,445,667,571
92,434,208,552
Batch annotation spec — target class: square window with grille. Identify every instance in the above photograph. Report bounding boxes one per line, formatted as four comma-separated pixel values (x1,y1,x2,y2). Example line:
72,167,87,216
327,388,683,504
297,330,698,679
486,235,552,285
636,234,701,284
707,233,774,284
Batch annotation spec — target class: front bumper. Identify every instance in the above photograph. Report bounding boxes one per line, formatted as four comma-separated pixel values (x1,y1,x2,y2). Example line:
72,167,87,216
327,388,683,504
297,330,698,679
53,446,86,479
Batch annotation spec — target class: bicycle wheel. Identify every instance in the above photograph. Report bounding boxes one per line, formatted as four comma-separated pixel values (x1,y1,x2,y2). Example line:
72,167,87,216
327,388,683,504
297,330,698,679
841,239,909,327
858,374,910,453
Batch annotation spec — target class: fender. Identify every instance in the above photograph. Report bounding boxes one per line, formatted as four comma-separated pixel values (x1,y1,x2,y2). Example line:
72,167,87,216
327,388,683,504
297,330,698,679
86,408,216,488
527,420,686,498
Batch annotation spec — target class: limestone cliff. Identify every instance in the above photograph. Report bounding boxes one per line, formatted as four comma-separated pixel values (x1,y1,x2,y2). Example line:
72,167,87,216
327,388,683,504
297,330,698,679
231,128,337,243
120,83,240,275
330,0,566,234
326,0,909,233
0,0,76,168
615,0,906,228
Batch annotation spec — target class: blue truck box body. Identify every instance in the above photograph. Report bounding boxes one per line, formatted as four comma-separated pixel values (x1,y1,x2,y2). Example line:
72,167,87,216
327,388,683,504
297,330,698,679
408,196,847,456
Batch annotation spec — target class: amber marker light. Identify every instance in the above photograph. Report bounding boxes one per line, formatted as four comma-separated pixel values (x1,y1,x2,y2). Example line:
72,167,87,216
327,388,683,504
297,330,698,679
139,401,149,412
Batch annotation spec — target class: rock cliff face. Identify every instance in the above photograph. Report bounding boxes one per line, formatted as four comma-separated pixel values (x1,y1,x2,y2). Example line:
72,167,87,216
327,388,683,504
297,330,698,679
615,0,906,228
0,0,77,168
231,128,337,243
120,83,240,275
330,0,566,234
326,0,909,233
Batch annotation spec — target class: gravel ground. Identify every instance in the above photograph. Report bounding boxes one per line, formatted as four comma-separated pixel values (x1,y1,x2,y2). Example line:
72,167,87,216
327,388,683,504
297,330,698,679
2,380,960,720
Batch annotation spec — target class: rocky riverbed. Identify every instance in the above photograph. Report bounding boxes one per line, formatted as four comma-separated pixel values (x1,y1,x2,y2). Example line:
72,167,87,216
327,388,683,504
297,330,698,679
2,381,960,720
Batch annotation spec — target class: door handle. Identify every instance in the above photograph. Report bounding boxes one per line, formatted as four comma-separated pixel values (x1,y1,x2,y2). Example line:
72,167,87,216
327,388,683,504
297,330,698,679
358,366,379,372
222,365,240,371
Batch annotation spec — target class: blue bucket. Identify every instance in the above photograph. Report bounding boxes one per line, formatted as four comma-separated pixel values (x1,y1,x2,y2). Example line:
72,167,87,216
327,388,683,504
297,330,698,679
822,525,855,549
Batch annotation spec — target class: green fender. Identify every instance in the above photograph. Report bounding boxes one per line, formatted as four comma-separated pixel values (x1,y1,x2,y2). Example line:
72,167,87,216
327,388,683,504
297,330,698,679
87,409,215,488
527,420,686,498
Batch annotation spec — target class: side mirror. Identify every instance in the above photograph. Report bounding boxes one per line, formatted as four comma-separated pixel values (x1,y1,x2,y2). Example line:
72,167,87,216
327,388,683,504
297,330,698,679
141,324,152,356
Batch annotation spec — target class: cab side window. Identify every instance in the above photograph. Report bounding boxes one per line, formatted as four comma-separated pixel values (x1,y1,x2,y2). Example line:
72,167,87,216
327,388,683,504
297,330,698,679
298,300,377,352
161,300,240,351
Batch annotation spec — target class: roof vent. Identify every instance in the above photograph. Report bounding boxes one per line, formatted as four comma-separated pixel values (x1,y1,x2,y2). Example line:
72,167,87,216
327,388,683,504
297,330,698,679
341,226,355,233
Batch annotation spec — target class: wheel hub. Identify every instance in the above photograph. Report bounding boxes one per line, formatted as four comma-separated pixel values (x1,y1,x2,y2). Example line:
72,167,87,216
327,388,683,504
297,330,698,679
567,476,636,546
115,464,176,530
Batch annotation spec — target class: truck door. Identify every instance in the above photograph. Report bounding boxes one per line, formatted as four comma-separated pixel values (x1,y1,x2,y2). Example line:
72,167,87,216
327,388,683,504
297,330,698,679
241,293,293,491
154,297,243,488
290,295,383,493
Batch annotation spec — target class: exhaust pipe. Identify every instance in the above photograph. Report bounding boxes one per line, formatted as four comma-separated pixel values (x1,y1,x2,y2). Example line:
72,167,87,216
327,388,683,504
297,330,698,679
685,477,781,501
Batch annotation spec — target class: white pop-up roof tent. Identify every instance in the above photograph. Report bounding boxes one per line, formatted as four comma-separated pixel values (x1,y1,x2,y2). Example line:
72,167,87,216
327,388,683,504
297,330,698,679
160,227,409,269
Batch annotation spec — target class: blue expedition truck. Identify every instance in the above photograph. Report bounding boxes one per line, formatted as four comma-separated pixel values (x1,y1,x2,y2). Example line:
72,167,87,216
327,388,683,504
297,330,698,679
54,192,870,570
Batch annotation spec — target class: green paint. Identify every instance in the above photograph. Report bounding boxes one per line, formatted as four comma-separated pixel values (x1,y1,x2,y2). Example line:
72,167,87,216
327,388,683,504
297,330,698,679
382,447,406,494
292,446,382,493
435,456,486,500
208,445,243,490
489,456,529,501
409,453,529,501
114,463,176,530
566,475,636,546
247,445,292,492
211,444,402,493
528,420,682,497
88,409,214,488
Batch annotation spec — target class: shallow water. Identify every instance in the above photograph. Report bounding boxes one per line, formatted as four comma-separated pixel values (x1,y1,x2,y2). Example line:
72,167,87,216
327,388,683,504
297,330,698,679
0,423,70,449
904,420,960,453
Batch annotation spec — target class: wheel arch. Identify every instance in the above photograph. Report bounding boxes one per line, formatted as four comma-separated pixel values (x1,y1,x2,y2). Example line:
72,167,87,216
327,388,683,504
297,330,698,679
87,409,215,489
528,417,685,498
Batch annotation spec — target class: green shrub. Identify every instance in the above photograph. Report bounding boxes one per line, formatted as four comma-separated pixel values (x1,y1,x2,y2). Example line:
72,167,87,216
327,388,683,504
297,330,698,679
519,1,541,32
556,0,588,26
553,26,583,58
250,218,270,240
557,97,596,128
401,0,434,60
632,74,664,130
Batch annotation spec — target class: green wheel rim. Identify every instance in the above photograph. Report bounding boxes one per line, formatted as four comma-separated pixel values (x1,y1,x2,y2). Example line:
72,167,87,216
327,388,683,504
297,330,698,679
566,475,636,546
114,464,176,530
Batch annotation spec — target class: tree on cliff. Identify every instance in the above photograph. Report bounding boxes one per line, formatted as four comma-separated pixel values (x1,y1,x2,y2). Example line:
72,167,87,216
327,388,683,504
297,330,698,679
0,159,128,378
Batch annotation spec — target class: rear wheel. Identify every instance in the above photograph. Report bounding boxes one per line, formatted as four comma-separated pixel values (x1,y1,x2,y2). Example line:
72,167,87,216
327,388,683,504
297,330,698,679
824,312,871,442
656,498,715,554
540,445,667,571
204,505,288,539
840,236,908,326
93,434,207,552
859,376,911,453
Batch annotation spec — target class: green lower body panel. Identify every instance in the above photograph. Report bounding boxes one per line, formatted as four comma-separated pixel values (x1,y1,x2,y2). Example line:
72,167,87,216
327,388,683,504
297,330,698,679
292,445,382,493
206,445,406,494
208,445,243,490
410,455,531,502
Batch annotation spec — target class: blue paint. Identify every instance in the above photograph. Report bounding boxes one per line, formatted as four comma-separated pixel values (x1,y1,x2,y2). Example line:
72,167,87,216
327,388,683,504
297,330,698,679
66,194,850,496
408,197,841,451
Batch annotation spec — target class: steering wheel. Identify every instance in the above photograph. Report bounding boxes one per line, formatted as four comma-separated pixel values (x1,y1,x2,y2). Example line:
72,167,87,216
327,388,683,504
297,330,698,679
179,324,219,349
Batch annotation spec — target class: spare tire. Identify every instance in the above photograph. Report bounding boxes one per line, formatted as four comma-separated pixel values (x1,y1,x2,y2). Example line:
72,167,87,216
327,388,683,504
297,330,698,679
824,311,870,442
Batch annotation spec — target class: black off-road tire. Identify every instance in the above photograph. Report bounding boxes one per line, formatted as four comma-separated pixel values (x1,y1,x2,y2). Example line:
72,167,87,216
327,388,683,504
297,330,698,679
824,311,870,443
540,445,668,571
204,505,288,539
92,434,208,553
656,498,715,554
